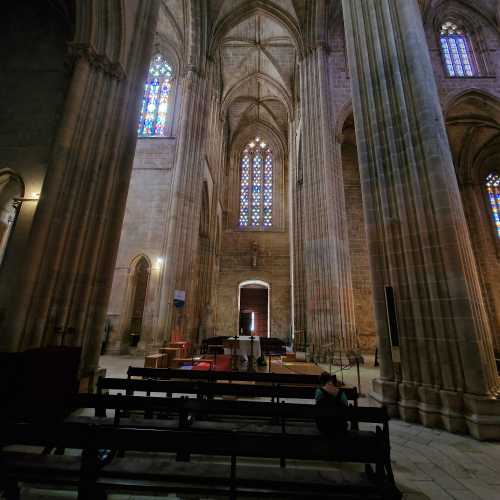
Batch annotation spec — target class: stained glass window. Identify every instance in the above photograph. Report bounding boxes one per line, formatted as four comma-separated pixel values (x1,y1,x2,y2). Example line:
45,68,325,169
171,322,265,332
239,137,273,228
138,54,173,136
486,172,500,238
440,22,476,77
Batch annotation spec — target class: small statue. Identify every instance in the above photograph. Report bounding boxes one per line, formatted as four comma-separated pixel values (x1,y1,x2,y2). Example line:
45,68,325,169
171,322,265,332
251,241,258,267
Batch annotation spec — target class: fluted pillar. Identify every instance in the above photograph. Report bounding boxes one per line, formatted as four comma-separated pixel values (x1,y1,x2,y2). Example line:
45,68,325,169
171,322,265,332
299,47,357,360
289,121,307,337
157,70,209,345
343,0,500,439
2,1,159,378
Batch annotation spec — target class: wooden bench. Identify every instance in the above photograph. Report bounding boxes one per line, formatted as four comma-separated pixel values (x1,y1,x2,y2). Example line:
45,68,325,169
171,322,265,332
0,413,401,499
71,392,378,435
98,376,359,407
127,365,329,386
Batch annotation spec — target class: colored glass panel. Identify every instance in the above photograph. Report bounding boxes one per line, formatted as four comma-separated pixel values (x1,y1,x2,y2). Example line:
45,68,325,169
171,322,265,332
138,54,173,136
252,154,262,226
486,172,500,238
238,137,273,229
263,153,273,227
440,22,476,77
239,153,251,226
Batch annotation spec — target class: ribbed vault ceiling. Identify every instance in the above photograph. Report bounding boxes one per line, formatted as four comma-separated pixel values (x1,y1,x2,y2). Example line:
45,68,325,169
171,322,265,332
218,11,296,141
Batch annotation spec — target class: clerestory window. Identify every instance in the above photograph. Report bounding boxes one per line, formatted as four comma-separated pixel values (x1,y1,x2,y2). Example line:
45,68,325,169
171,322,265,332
440,22,477,77
239,137,273,229
486,172,500,239
137,54,174,136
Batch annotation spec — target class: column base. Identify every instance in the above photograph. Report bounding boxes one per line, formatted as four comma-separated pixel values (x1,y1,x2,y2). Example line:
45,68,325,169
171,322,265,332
371,379,500,440
370,378,399,417
464,393,500,440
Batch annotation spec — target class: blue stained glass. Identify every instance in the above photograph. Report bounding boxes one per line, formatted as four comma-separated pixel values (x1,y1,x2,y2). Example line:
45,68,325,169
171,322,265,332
486,172,500,238
440,22,476,77
239,154,251,226
138,54,173,137
238,138,273,229
263,153,273,227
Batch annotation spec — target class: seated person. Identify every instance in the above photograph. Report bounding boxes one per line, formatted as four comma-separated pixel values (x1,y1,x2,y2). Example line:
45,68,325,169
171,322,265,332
315,372,348,436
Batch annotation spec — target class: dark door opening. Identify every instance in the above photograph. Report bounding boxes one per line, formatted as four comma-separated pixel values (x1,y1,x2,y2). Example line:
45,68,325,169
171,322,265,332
239,287,268,337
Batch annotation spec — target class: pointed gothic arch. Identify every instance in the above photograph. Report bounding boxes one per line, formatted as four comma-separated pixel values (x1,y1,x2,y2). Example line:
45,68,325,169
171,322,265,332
126,255,151,347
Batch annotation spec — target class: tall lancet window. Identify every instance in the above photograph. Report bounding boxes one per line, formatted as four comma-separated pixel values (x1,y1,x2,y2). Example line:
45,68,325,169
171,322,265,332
239,137,273,228
440,22,476,77
138,54,173,136
486,172,500,238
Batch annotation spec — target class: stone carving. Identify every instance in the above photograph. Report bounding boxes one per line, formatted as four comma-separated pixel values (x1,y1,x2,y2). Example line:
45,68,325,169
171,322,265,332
251,241,258,267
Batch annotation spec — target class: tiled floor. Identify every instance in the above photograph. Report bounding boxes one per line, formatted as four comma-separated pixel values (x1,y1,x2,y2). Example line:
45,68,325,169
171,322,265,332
16,355,500,499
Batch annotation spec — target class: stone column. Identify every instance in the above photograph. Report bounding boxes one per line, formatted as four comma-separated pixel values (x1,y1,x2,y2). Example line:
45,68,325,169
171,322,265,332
157,70,209,345
3,1,159,378
299,46,357,359
289,121,307,338
343,0,500,439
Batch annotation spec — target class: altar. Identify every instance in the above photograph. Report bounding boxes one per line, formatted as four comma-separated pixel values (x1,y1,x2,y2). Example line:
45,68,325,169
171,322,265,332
223,335,262,359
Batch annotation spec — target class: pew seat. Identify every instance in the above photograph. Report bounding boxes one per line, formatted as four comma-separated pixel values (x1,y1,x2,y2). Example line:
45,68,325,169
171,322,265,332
0,422,401,500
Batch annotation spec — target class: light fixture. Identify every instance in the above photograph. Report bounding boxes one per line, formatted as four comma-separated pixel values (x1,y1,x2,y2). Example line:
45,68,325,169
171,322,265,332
31,192,40,200
156,257,164,268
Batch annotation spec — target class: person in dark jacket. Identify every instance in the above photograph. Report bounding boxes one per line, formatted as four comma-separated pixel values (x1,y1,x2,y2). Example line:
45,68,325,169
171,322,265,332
315,372,348,436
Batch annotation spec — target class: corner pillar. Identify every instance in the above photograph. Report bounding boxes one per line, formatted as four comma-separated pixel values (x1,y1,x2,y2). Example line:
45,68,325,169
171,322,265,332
343,0,500,438
299,46,357,360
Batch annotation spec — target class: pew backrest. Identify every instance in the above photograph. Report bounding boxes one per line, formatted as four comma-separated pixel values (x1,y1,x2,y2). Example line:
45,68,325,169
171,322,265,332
127,366,323,386
72,392,386,429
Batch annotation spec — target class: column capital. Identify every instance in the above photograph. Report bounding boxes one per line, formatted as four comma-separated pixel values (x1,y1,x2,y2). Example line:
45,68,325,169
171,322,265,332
67,42,126,80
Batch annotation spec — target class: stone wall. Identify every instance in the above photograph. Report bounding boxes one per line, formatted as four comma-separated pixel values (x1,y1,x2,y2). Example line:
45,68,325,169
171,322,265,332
215,231,290,341
106,138,177,353
342,143,376,352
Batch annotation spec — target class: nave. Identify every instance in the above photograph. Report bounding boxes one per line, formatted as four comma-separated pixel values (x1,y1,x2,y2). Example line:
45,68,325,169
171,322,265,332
2,352,500,500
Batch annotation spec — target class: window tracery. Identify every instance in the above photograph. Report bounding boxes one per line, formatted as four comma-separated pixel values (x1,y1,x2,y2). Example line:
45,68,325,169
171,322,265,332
486,172,500,238
137,54,173,136
239,137,273,229
439,22,476,77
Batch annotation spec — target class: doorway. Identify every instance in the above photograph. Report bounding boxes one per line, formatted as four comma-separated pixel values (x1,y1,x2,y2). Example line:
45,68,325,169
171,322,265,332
238,281,270,337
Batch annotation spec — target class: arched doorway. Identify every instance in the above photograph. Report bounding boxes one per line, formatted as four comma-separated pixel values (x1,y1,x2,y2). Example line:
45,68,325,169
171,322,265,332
238,280,270,337
127,256,151,348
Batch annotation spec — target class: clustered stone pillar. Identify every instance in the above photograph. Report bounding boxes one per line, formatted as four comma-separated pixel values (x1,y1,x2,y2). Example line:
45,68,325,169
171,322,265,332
3,0,159,378
289,123,307,339
157,70,209,346
343,0,500,439
299,46,357,359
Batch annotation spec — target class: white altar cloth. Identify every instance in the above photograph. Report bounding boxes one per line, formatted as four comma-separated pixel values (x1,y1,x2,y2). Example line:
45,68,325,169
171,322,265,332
223,335,261,358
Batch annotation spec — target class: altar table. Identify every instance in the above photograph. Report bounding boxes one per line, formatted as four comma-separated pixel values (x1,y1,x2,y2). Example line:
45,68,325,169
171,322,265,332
223,336,262,358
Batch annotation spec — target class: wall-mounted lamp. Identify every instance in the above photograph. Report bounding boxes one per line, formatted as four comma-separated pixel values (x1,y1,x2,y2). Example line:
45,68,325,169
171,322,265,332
156,257,164,269
12,193,40,211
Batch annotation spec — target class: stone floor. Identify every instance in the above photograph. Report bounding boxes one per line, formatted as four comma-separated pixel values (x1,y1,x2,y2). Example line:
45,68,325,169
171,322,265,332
17,354,500,500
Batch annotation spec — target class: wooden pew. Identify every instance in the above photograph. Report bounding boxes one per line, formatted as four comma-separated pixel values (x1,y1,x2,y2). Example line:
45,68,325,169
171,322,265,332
98,376,359,406
127,365,327,386
94,378,360,432
0,412,401,500
71,392,380,434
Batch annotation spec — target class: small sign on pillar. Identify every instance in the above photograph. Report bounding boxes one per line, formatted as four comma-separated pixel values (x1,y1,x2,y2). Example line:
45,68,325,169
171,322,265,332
174,290,186,308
